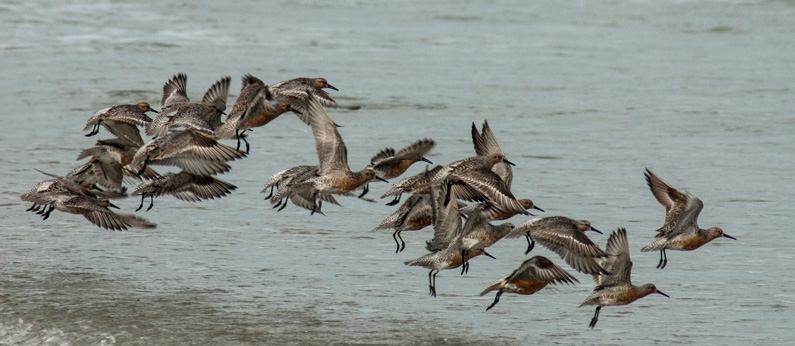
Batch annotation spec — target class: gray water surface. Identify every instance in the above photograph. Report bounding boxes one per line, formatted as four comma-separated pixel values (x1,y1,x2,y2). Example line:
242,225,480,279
2,0,794,345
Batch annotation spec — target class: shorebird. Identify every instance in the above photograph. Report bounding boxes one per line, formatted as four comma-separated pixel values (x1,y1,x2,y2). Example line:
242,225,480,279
580,228,669,328
369,138,435,180
641,168,735,269
480,256,579,311
84,102,156,146
127,129,246,177
215,74,296,153
286,97,386,214
431,152,528,217
372,194,434,253
263,165,341,215
76,138,159,190
21,176,155,230
507,216,609,275
131,171,237,211
268,77,358,123
471,120,513,187
147,73,230,137
405,177,491,297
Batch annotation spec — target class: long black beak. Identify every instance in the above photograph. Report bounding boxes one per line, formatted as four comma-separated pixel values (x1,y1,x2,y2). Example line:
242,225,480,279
590,227,603,234
150,109,160,113
293,109,303,116
503,159,515,166
483,251,496,259
327,84,339,91
723,234,737,240
657,290,670,298
376,176,389,183
108,202,120,209
533,206,545,212
421,158,433,164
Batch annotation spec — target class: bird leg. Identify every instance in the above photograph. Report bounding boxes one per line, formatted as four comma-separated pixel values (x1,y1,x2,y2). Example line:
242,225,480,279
428,270,438,297
41,205,55,220
485,290,503,311
589,306,602,329
524,232,535,255
358,184,369,198
393,230,405,254
85,123,100,137
657,249,668,269
263,186,274,200
146,195,154,211
385,194,401,206
135,194,146,211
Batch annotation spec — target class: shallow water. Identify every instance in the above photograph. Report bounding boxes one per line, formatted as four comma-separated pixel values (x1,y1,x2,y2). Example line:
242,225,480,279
2,0,795,344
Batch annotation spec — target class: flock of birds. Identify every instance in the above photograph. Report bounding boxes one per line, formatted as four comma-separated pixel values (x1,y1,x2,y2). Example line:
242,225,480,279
19,73,736,328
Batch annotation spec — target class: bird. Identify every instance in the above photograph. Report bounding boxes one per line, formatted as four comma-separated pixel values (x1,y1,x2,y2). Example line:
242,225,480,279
126,129,246,177
471,120,513,187
268,77,358,123
580,228,669,328
506,216,609,275
431,152,529,216
147,73,231,137
131,171,237,211
83,102,156,146
405,175,491,297
372,194,433,253
369,138,436,180
641,168,735,269
215,74,297,153
480,256,579,311
284,97,386,214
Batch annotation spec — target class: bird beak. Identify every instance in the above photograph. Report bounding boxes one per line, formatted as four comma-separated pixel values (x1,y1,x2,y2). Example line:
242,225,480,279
657,290,670,298
150,109,160,113
293,109,303,116
422,158,433,164
723,234,737,240
376,176,389,183
108,202,120,209
503,159,516,166
483,251,496,259
327,84,339,91
533,206,545,212
590,227,603,234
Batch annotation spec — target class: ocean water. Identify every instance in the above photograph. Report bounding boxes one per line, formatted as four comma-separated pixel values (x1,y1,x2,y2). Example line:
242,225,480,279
2,0,794,344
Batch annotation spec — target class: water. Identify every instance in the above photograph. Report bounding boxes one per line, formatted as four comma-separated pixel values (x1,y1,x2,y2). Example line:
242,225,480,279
2,0,794,344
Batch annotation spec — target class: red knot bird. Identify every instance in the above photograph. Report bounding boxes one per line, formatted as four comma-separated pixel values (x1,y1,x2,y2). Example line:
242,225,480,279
132,171,237,211
507,216,608,275
84,102,156,145
373,194,434,253
369,138,435,180
641,168,735,269
480,256,579,311
263,165,341,215
127,129,246,177
431,152,528,217
285,97,386,214
147,73,231,137
215,74,296,153
405,177,492,297
268,77,359,122
580,228,669,328
21,175,155,231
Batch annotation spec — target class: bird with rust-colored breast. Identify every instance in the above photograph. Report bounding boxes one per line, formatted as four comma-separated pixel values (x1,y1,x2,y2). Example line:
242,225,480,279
641,168,735,269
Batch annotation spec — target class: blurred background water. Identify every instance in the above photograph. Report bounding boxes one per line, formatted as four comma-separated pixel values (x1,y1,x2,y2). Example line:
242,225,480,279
1,0,794,344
